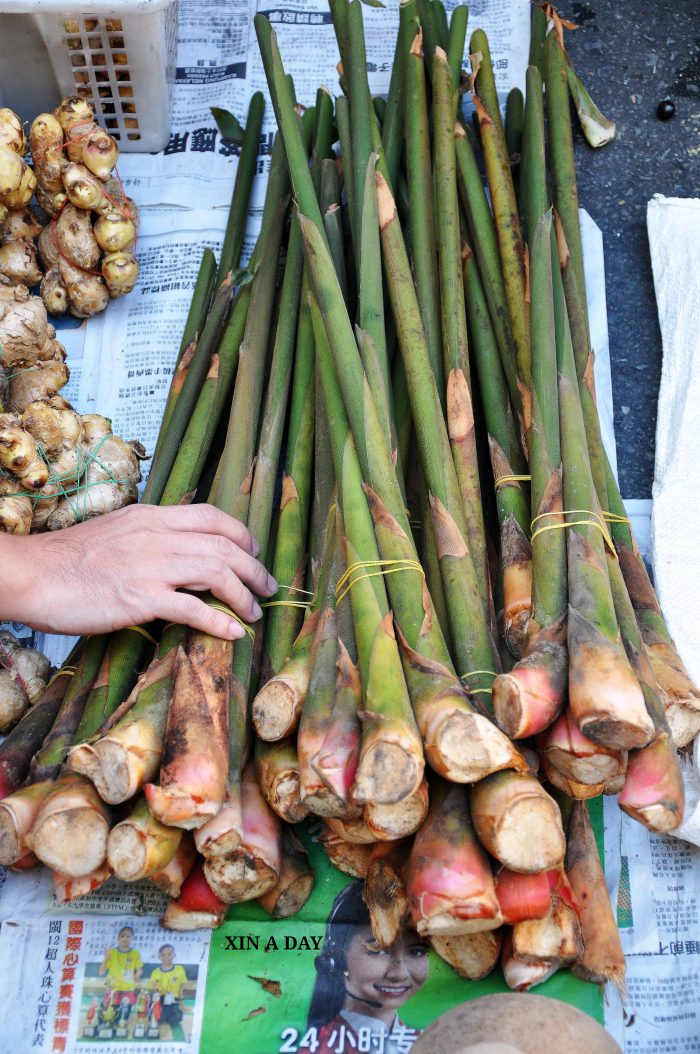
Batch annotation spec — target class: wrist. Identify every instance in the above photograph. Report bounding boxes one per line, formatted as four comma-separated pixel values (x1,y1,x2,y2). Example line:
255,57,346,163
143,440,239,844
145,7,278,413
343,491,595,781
0,533,41,628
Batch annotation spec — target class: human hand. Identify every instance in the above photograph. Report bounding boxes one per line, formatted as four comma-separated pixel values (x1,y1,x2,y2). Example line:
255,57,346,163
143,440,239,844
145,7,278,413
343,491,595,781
1,503,277,640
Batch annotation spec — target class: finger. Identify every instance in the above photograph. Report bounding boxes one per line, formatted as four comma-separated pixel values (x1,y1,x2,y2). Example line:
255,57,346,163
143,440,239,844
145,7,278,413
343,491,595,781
155,592,247,641
170,558,263,622
155,504,260,556
171,535,276,596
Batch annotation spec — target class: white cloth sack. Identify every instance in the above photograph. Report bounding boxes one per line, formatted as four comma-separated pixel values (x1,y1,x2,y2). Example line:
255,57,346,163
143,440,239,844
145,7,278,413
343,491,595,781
647,195,700,688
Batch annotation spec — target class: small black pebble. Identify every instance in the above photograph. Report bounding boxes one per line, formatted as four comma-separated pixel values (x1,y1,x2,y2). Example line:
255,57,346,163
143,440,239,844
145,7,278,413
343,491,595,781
656,99,676,120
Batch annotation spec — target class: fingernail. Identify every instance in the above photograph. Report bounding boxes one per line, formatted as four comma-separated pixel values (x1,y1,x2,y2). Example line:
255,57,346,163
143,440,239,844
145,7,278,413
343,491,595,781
266,574,277,594
252,602,263,620
229,622,245,639
252,537,261,557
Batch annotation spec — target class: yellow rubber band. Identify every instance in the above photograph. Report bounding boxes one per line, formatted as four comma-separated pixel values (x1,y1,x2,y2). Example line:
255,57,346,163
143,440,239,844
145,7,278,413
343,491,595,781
261,600,309,610
530,508,616,555
460,669,497,695
494,474,531,489
602,511,631,527
335,559,425,606
124,625,158,647
46,667,77,689
276,583,314,597
208,602,255,640
260,582,315,611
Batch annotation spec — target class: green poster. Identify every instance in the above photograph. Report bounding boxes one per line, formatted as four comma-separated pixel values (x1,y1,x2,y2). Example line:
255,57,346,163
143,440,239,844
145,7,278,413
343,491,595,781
201,806,604,1054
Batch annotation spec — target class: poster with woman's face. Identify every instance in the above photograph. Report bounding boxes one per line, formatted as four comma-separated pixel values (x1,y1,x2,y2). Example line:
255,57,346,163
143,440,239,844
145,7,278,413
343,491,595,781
201,826,601,1054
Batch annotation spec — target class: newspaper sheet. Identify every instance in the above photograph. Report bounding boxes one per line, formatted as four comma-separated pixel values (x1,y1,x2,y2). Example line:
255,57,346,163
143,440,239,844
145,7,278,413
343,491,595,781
117,0,530,210
2,2,700,1053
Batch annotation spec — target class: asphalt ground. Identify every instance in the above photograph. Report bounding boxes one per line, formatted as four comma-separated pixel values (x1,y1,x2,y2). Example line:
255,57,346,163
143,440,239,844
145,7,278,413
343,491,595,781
564,0,700,497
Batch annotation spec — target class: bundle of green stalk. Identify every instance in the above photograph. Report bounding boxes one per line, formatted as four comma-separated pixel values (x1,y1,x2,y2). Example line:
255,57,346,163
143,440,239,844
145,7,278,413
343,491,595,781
0,0,696,997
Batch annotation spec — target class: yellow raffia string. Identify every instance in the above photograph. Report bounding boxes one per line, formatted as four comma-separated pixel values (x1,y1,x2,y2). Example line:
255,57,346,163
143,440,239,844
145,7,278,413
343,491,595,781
46,666,77,689
335,559,425,606
602,511,631,527
261,581,314,611
494,473,531,490
460,669,497,696
124,625,158,646
530,508,616,555
209,601,255,640
261,600,309,610
0,434,133,526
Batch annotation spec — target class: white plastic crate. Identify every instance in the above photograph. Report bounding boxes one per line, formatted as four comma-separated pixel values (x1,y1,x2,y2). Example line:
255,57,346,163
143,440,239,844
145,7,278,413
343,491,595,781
0,0,178,152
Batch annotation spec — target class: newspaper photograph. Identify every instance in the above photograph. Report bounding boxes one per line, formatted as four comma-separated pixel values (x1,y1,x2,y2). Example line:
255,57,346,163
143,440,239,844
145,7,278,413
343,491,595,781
0,915,210,1054
1,1,700,1052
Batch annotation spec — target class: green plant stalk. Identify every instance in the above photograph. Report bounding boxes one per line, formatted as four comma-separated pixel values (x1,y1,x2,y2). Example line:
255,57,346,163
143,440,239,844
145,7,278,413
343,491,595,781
246,217,305,565
454,124,522,434
527,213,567,631
358,155,391,412
329,0,350,68
309,160,344,588
67,627,186,805
0,673,70,796
210,139,290,522
565,52,616,150
520,65,548,250
471,29,531,423
308,296,393,682
335,96,357,258
216,92,265,286
420,476,452,654
73,627,155,746
143,274,234,505
417,0,438,67
463,244,531,659
605,464,700,744
345,0,375,268
310,296,424,806
505,86,524,195
433,46,490,622
405,29,444,404
374,177,499,679
491,214,567,739
446,4,468,90
312,87,336,191
544,28,606,500
227,255,308,833
529,2,547,75
463,250,526,479
431,0,449,49
324,202,348,301
150,248,216,468
392,352,412,475
30,635,108,781
262,275,316,678
608,552,684,833
198,189,310,850
160,280,254,505
254,492,336,746
381,0,418,192
321,158,348,299
297,503,346,812
557,267,654,752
